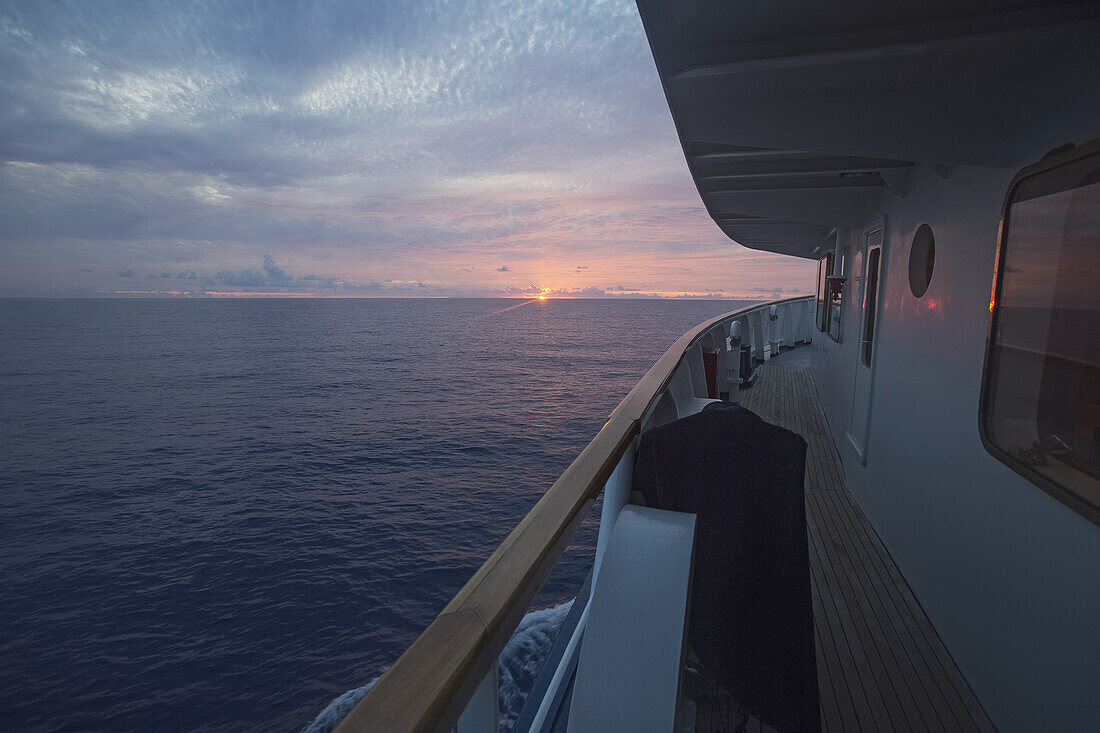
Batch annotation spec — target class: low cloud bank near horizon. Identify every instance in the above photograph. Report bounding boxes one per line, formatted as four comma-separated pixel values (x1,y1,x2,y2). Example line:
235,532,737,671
86,255,806,300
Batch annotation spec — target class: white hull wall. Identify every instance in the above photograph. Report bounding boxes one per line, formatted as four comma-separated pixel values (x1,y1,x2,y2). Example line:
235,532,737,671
810,163,1100,731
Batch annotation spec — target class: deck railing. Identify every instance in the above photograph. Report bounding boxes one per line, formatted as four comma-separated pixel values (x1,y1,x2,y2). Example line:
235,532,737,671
333,295,814,733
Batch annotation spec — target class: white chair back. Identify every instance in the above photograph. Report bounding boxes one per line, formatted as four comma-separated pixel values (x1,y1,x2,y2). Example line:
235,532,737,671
666,363,696,415
686,342,710,399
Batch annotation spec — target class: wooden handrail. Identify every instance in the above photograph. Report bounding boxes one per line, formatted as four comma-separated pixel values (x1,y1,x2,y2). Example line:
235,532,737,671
333,295,813,733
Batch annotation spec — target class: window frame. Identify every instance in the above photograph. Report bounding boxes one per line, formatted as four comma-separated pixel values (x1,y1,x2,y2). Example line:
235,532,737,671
978,138,1100,527
816,251,834,333
861,245,882,368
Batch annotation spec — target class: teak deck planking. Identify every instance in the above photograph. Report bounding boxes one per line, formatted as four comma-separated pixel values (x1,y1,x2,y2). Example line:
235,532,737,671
740,361,996,733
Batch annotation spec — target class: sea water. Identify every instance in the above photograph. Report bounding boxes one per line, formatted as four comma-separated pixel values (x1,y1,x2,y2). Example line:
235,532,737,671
0,298,755,731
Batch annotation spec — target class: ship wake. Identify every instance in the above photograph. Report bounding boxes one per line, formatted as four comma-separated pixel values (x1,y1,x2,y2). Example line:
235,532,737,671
303,598,575,733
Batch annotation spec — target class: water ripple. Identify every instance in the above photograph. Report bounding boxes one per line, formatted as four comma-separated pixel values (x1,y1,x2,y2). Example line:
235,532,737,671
0,297,754,731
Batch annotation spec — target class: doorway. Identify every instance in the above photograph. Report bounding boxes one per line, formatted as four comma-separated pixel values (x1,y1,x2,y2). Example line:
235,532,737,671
847,219,885,463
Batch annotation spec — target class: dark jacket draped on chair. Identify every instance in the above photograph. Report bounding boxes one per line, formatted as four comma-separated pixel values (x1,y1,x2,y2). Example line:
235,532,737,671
632,402,820,732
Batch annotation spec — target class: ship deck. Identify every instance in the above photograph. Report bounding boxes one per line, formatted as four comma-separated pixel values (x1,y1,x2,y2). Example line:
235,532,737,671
732,356,996,733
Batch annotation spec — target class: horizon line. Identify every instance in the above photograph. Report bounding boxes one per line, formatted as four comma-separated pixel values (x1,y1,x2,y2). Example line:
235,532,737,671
0,293,808,301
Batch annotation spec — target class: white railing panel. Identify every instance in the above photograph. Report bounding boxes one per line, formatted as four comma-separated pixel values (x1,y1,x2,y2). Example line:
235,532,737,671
455,665,497,733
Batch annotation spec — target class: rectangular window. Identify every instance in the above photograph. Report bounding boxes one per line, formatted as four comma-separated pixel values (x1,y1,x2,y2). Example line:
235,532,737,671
816,252,834,332
981,141,1100,524
861,247,882,367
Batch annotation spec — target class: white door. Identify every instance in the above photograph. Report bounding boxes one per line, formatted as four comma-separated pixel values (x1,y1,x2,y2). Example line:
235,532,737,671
847,221,885,463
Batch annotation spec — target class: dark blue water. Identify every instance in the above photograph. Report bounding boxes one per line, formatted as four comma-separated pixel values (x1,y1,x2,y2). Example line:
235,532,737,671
0,298,754,732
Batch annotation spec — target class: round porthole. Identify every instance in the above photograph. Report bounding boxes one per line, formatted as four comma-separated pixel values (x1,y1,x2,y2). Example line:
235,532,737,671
909,223,935,297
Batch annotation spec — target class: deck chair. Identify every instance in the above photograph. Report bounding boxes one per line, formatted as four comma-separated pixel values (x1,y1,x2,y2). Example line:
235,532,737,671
568,506,697,733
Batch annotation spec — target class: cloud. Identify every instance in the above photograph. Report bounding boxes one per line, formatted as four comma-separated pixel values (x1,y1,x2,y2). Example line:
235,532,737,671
0,1,663,182
0,0,816,298
209,255,419,294
212,255,329,288
117,268,134,277
214,266,268,287
261,253,295,286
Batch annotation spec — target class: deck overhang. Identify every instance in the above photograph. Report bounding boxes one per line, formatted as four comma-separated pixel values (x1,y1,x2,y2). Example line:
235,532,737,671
635,0,1100,258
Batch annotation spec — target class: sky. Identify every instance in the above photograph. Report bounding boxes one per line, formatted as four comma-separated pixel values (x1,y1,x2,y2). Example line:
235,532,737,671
0,0,815,298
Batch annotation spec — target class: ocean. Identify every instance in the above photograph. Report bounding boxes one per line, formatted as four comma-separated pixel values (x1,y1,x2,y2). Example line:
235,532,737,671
0,297,755,732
